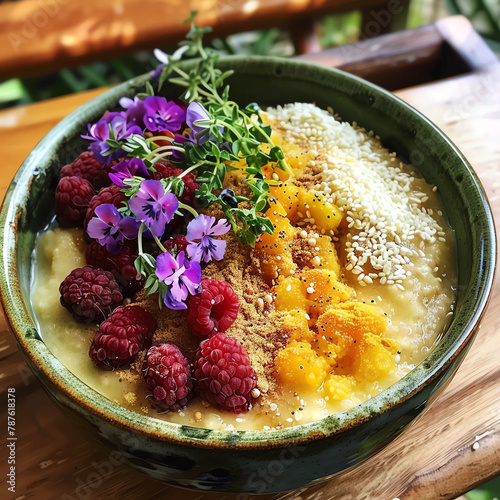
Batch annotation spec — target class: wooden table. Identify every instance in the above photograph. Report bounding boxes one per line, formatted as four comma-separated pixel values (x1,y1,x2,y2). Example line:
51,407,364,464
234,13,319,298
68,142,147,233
1,64,499,500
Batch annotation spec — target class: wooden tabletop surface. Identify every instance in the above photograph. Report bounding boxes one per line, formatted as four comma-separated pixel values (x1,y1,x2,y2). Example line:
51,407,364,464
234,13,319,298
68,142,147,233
1,64,499,500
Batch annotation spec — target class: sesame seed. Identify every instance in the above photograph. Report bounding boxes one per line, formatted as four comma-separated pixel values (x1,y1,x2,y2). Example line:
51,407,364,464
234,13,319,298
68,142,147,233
267,102,447,287
251,388,261,398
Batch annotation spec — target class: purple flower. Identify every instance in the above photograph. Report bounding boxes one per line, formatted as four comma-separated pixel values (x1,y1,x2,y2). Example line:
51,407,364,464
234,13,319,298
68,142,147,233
186,101,222,145
119,96,146,128
186,214,230,263
87,204,139,254
144,96,186,133
156,251,201,310
109,158,150,187
82,112,142,164
128,180,178,238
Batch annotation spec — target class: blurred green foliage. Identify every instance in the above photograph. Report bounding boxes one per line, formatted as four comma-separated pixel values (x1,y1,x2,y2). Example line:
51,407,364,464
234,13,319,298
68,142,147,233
466,474,500,500
445,0,500,50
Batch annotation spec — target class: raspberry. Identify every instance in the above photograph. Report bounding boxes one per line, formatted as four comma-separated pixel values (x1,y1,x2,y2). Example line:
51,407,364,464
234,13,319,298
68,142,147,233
143,343,193,412
90,305,156,369
55,176,95,228
194,333,257,414
85,240,144,293
163,235,188,254
151,162,199,206
60,151,111,190
187,278,239,339
85,183,127,230
59,266,123,323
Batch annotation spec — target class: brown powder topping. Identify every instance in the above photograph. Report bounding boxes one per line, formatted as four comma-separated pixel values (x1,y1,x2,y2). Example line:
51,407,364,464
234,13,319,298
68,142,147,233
130,228,285,397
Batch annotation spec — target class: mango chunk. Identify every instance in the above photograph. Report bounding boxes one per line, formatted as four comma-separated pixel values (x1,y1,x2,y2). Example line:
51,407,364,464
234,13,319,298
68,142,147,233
316,301,388,343
275,310,312,343
310,235,341,274
353,333,398,382
274,341,329,391
298,191,343,233
302,269,353,316
274,276,307,312
256,198,294,256
269,181,301,220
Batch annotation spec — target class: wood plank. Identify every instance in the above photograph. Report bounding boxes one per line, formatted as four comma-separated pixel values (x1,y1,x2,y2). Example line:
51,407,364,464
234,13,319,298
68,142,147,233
300,16,498,90
1,66,499,500
0,0,392,80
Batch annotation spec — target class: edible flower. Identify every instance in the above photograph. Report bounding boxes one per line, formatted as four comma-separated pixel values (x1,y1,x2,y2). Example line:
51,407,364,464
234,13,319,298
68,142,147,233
186,214,230,263
144,96,186,133
156,251,202,310
82,112,142,164
119,96,146,129
109,158,150,187
128,180,179,238
186,101,221,144
87,204,139,254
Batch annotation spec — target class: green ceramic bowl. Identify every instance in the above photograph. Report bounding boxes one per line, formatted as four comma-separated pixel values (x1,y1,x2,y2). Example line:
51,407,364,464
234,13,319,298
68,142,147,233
0,57,496,494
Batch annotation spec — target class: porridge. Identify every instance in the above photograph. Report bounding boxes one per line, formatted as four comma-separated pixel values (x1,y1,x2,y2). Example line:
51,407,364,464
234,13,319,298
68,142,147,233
31,100,455,431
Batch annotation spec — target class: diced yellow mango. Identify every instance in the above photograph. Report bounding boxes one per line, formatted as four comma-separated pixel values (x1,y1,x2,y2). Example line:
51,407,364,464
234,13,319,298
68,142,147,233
281,144,314,173
302,269,353,316
275,309,312,343
274,341,329,391
352,333,398,382
298,191,343,233
314,323,353,366
311,235,341,274
269,182,301,220
262,164,290,183
274,276,308,312
316,301,388,344
256,198,294,256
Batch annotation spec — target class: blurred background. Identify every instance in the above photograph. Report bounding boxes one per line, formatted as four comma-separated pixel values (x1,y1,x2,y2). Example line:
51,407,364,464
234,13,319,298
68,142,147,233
0,0,498,498
0,0,498,110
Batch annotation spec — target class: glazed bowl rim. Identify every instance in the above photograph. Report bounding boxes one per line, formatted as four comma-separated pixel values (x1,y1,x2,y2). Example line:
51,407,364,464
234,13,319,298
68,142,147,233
0,55,496,449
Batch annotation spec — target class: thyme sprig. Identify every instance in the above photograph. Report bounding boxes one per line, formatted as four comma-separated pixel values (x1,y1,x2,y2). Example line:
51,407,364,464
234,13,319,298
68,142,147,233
155,19,292,246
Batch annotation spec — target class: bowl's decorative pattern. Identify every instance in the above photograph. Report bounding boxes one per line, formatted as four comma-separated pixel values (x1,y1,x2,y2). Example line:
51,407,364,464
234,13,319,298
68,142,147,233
0,57,495,493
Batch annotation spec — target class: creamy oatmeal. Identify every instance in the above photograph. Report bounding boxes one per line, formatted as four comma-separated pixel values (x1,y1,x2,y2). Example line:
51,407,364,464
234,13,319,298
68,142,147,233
31,103,456,431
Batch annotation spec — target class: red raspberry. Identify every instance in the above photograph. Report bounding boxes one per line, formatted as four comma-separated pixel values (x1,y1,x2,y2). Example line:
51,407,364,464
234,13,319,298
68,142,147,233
60,151,111,190
163,235,188,255
194,333,257,414
55,176,95,228
151,162,199,206
143,343,193,412
85,240,144,293
187,278,239,339
90,305,156,369
59,266,123,323
85,183,127,230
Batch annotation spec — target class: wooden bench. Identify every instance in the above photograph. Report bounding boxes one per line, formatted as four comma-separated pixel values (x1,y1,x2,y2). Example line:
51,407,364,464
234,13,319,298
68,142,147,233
0,0,410,80
300,15,498,90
